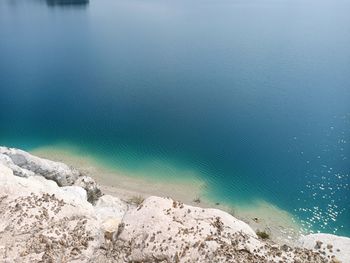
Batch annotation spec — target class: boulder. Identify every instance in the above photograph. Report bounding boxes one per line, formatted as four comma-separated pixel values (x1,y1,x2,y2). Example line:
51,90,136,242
94,194,128,223
74,175,102,204
0,164,104,262
94,194,128,239
114,196,327,263
0,146,79,186
298,233,350,263
61,185,88,201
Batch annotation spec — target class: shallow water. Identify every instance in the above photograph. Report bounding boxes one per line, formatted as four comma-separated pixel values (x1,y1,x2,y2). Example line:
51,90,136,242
1,0,349,235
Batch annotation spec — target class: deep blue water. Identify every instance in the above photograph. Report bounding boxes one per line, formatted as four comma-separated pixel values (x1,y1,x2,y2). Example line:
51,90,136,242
1,0,349,235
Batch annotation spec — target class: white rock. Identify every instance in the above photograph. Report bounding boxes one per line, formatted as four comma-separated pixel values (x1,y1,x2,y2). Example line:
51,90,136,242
0,146,79,186
61,185,88,201
102,218,122,234
94,194,128,222
117,196,260,262
298,233,350,263
74,175,102,203
0,164,103,262
94,195,128,236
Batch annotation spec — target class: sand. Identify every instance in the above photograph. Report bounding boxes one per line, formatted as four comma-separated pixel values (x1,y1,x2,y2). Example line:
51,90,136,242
31,144,303,245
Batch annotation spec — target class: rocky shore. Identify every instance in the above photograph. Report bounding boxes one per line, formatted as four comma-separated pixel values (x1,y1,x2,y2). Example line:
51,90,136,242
0,146,349,263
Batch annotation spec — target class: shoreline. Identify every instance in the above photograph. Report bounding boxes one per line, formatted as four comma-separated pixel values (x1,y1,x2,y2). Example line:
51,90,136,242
31,144,303,245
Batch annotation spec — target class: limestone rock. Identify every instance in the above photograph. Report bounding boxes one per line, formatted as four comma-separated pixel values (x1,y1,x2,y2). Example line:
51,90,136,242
298,233,350,263
94,194,128,223
0,146,79,186
94,194,128,238
0,164,104,262
74,175,102,204
61,185,88,201
114,196,328,262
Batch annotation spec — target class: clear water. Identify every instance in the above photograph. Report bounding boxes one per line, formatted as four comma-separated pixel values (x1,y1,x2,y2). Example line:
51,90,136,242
0,0,349,236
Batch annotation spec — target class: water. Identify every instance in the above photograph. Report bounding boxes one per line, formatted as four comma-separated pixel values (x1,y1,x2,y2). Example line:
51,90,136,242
0,0,349,236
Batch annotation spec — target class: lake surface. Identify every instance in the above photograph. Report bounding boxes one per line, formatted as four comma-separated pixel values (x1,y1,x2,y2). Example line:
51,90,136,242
0,0,349,236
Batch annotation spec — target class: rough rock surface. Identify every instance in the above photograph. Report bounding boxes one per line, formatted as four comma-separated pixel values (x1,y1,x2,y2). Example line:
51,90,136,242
0,147,102,204
74,176,102,204
298,233,350,263
94,195,128,233
0,146,80,186
0,164,103,262
1,147,349,263
109,197,331,263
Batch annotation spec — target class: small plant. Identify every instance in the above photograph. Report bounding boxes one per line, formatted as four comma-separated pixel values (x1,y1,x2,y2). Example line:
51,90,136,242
128,195,144,206
193,197,201,203
256,230,270,239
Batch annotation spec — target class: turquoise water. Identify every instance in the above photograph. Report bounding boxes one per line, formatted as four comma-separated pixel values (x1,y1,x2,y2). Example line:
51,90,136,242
0,0,349,235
